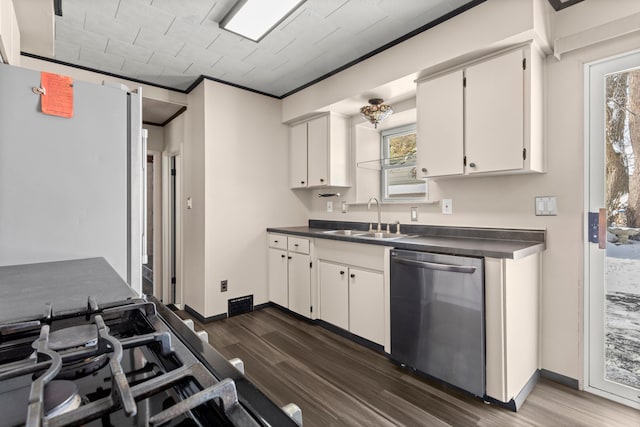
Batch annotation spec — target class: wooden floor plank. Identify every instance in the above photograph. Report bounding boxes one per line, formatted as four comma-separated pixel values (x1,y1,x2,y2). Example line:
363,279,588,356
178,307,640,427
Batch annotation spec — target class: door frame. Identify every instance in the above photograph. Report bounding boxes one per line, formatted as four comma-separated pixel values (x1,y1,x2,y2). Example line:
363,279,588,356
147,149,163,299
162,148,183,307
583,49,640,409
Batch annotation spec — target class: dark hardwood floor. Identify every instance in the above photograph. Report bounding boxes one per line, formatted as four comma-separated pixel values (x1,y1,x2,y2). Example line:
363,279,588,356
177,307,640,427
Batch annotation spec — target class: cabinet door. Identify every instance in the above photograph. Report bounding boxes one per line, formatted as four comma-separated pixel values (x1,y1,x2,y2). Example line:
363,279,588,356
416,70,464,177
348,268,384,345
268,248,288,308
319,261,349,330
289,122,308,188
307,115,329,187
288,252,311,317
465,49,524,174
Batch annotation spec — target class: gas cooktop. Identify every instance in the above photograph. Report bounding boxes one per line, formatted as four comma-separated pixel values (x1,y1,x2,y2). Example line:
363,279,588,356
0,258,300,427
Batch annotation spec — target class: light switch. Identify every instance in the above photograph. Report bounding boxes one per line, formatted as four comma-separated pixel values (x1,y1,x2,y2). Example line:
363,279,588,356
535,196,557,216
411,207,418,221
187,197,192,210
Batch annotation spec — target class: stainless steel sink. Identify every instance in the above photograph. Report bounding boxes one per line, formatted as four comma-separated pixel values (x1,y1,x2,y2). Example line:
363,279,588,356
322,229,365,236
354,232,411,240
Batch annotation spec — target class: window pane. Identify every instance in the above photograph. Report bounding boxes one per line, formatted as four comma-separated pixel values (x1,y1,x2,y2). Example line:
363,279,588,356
388,133,416,165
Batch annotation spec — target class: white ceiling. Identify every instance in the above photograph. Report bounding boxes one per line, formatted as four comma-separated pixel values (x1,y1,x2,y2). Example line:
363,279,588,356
38,0,478,98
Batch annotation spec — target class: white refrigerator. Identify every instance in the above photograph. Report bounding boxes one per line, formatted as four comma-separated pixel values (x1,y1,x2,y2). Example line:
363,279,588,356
0,63,144,293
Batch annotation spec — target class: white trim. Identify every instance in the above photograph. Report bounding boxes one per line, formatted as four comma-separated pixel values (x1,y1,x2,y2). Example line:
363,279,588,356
555,12,640,60
147,149,163,299
585,386,640,411
162,147,184,306
584,50,640,407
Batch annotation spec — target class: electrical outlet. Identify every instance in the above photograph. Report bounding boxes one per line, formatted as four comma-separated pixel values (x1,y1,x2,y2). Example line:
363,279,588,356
221,280,228,292
442,199,453,214
327,201,333,212
411,207,418,221
341,201,348,213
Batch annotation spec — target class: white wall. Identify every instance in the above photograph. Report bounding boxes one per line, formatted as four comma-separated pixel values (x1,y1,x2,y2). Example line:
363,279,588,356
146,125,164,152
199,79,308,317
182,84,206,314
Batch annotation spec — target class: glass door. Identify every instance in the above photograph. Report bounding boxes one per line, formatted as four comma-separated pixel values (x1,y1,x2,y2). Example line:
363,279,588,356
587,51,640,406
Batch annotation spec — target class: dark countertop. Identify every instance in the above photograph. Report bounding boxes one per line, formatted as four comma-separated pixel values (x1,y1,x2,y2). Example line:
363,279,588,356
267,220,545,260
0,257,137,324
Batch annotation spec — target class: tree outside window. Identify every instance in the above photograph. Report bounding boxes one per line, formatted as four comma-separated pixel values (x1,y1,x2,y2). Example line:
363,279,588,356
381,125,427,201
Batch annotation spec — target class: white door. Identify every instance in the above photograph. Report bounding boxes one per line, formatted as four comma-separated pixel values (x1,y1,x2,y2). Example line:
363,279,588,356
465,49,524,174
307,115,329,186
268,248,288,308
416,70,464,178
348,268,384,345
319,261,349,330
288,252,311,317
289,122,308,188
586,51,640,408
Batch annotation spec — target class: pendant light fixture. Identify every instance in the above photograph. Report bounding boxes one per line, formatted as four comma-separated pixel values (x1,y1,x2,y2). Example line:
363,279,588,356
360,98,393,129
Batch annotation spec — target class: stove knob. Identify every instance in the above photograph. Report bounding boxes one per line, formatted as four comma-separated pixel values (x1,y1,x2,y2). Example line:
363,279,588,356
182,318,195,330
195,330,209,342
228,357,245,374
282,403,303,426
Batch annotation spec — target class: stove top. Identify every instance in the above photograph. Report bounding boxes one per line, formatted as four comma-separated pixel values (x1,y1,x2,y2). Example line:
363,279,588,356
0,259,300,427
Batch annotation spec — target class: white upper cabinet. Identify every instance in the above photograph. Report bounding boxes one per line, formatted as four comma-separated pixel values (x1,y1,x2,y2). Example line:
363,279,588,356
417,43,545,178
416,70,464,177
289,122,308,188
465,48,525,174
289,113,350,189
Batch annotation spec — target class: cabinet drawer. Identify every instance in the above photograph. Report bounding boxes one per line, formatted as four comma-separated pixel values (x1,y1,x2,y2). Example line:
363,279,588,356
268,234,287,250
288,237,310,254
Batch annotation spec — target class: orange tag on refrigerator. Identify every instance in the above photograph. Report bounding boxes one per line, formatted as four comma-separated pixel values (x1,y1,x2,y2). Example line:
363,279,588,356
40,72,74,118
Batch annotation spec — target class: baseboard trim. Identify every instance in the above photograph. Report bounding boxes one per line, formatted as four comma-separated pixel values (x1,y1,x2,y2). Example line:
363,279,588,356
540,368,579,390
184,305,227,323
254,302,272,311
315,320,385,353
513,370,540,410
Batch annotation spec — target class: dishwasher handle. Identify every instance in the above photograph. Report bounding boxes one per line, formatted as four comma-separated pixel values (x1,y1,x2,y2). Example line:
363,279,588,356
393,256,477,274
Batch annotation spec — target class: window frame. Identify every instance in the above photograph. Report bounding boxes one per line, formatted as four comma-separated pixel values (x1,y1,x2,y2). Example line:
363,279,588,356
380,124,427,203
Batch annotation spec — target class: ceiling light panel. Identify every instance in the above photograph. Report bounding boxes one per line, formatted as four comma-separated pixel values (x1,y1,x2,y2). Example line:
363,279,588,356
221,0,306,42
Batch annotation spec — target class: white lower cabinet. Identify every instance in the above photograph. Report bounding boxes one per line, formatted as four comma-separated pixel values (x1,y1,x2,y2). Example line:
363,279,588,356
319,261,349,330
316,240,386,346
268,247,288,308
267,234,311,318
348,267,384,345
288,251,311,317
485,253,540,406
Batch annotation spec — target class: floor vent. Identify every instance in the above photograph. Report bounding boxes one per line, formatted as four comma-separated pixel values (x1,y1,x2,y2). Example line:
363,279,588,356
228,295,253,317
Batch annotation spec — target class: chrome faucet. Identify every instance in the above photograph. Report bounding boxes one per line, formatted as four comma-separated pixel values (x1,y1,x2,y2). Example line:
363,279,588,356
367,197,382,232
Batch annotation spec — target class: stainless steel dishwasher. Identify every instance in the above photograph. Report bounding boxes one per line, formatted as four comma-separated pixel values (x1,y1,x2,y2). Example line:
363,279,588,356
390,249,485,397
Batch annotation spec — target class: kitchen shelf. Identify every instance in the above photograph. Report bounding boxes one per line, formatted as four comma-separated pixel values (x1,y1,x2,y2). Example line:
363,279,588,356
357,153,417,170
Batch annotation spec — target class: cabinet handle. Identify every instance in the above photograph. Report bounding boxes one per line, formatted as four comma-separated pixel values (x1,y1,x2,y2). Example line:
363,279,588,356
301,180,305,184
469,162,477,168
288,256,292,260
421,167,427,173
350,273,355,278
274,240,278,243
294,243,299,247
281,254,285,258
339,270,345,275
320,178,325,183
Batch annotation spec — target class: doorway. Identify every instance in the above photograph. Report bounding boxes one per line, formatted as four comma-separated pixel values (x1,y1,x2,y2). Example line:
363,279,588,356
586,50,640,408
